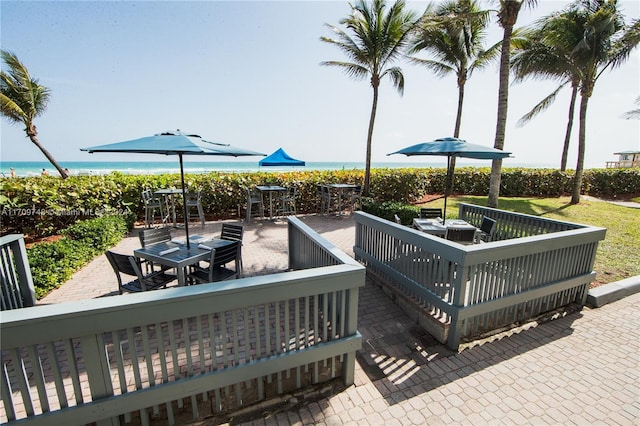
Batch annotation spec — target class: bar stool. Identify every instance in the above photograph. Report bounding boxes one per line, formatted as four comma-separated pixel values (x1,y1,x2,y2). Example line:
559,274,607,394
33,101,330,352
142,189,164,228
245,187,265,223
185,190,205,227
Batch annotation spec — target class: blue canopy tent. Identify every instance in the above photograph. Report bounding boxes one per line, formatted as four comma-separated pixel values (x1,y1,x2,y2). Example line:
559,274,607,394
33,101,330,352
259,148,305,167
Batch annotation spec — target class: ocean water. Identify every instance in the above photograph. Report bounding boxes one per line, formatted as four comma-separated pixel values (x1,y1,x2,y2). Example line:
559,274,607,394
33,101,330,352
0,160,555,178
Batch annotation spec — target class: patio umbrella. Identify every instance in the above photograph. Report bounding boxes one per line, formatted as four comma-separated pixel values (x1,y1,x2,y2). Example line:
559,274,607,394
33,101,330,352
81,130,265,248
388,137,511,223
259,148,305,167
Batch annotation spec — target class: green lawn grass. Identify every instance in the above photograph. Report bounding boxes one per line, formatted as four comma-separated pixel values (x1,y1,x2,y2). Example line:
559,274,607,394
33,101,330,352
418,195,640,285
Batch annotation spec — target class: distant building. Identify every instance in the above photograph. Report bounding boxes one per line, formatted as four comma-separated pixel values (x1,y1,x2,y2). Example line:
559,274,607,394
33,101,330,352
605,151,640,168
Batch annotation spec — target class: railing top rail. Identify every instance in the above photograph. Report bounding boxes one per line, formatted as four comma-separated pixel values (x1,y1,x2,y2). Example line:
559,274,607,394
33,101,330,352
1,263,365,348
288,216,360,266
0,233,25,245
458,203,588,230
354,211,606,264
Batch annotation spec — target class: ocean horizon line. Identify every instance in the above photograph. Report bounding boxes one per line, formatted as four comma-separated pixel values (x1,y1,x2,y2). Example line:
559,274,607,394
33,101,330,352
2,160,572,178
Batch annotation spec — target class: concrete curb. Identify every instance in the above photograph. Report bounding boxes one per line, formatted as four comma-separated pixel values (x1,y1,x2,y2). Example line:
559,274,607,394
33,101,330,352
586,275,640,308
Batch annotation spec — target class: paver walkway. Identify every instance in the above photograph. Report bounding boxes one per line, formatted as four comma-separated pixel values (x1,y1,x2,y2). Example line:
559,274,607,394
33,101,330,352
39,215,639,425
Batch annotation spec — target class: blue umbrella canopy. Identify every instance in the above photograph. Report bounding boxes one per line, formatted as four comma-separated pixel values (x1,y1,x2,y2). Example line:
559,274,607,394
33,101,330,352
259,148,305,167
82,130,265,247
82,130,264,157
389,137,512,223
389,137,512,160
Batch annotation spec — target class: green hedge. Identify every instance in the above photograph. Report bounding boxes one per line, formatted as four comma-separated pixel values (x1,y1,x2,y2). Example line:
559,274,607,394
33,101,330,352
361,197,420,225
2,167,638,238
27,214,134,298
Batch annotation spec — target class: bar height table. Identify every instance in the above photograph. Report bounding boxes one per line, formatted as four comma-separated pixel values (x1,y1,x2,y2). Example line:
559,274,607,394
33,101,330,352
155,188,183,227
256,185,286,220
326,183,358,216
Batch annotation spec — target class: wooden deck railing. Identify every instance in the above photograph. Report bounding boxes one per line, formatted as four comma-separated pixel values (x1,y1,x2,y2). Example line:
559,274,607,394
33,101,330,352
353,207,605,350
0,217,365,425
1,234,36,311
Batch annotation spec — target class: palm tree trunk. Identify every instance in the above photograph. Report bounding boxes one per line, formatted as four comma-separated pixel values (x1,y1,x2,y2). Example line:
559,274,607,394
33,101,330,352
363,83,379,196
454,82,464,138
447,82,465,199
487,24,513,208
28,133,68,179
571,93,589,204
561,85,578,171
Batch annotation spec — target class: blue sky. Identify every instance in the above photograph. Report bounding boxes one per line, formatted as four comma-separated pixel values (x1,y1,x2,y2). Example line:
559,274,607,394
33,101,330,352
1,0,638,169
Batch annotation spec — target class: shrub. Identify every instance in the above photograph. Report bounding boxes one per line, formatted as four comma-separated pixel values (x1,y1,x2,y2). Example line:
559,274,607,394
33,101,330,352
361,198,419,225
2,168,637,238
27,214,132,298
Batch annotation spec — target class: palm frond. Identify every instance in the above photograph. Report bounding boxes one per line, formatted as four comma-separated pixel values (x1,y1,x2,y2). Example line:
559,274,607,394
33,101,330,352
319,61,369,81
382,66,405,95
517,82,569,127
407,57,454,78
0,92,24,123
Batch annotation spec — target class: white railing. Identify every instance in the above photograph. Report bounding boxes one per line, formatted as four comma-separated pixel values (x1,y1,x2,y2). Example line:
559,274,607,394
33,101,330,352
353,208,605,350
1,234,36,311
0,217,365,425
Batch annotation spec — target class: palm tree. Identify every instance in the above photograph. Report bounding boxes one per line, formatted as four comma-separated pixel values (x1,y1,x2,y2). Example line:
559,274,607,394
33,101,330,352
512,2,638,200
511,16,582,171
408,0,495,139
320,0,419,195
1,50,68,178
487,0,537,208
564,1,639,203
408,0,496,194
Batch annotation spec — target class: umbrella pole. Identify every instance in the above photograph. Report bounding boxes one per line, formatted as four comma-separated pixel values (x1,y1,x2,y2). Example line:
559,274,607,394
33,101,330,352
443,155,451,225
179,154,191,249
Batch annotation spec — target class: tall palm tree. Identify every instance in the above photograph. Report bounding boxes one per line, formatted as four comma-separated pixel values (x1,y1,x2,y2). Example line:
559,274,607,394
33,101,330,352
321,0,419,195
512,2,638,197
511,16,582,171
1,50,68,178
487,0,537,208
563,1,639,203
408,0,495,139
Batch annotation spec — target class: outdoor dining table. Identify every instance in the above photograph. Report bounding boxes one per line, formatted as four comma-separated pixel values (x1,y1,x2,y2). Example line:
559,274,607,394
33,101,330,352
155,188,183,227
256,185,286,220
134,235,234,286
412,218,478,238
326,183,358,216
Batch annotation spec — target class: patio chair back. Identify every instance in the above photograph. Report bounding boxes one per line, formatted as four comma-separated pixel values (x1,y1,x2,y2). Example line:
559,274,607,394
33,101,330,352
188,241,240,284
138,227,173,272
138,227,172,247
419,208,443,219
281,186,296,216
220,223,244,242
105,250,176,294
186,190,205,226
479,216,497,242
245,187,265,223
394,214,402,224
349,185,363,211
444,227,476,245
142,189,164,227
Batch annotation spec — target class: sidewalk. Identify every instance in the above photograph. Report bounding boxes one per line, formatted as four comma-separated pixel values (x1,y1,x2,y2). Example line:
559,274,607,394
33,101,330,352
40,215,640,425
